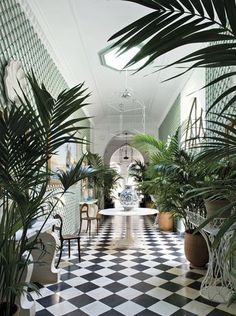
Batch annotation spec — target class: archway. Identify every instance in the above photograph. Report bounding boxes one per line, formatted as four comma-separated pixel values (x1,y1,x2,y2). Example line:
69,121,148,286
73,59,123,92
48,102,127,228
104,132,146,199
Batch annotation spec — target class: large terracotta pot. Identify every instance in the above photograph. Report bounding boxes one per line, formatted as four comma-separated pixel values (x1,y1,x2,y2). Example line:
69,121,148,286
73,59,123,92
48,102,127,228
184,230,209,268
204,199,230,218
158,212,173,231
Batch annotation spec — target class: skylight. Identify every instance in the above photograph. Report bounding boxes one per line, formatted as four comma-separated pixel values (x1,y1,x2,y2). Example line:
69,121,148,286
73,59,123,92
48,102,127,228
99,46,149,71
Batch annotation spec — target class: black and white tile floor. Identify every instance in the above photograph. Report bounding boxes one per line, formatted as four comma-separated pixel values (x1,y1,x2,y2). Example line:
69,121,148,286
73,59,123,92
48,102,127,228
33,216,236,316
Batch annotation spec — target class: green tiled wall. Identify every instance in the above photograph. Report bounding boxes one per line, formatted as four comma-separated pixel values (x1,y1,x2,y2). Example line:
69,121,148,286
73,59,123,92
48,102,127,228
205,65,232,132
159,95,181,141
0,0,68,104
0,0,90,234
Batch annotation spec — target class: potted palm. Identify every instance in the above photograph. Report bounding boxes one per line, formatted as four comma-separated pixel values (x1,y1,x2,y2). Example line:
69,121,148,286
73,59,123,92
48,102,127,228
188,159,235,218
132,131,209,267
0,74,96,315
85,152,122,208
132,132,180,231
103,168,122,208
129,160,153,207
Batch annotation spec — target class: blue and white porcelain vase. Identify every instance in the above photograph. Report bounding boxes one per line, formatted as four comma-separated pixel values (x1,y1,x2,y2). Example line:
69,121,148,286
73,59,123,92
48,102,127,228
120,185,138,211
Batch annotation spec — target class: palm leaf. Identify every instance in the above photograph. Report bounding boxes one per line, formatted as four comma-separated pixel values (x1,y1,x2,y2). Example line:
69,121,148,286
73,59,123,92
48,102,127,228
57,155,97,191
109,0,236,113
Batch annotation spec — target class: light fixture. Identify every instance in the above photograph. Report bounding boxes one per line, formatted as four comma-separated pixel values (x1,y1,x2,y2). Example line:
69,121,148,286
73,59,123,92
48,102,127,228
121,88,132,98
123,133,130,160
99,45,149,71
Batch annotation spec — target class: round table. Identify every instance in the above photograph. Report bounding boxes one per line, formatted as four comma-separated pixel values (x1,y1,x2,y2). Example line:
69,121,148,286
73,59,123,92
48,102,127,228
99,207,157,249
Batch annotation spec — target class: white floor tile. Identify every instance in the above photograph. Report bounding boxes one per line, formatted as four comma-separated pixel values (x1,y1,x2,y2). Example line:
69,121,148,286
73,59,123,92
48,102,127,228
176,287,200,299
147,287,172,300
87,287,113,300
91,276,114,287
183,301,215,316
81,301,111,316
116,287,142,300
217,302,236,314
118,276,141,287
64,276,86,287
148,301,179,316
58,287,83,300
47,301,77,316
115,301,145,315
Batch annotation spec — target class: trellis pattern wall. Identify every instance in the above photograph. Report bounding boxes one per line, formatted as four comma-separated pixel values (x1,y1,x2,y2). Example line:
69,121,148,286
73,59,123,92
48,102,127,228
205,65,232,130
0,0,89,234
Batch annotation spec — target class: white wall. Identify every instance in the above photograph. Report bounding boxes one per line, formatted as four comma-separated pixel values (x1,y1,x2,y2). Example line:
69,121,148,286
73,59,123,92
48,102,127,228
180,68,206,125
93,115,158,158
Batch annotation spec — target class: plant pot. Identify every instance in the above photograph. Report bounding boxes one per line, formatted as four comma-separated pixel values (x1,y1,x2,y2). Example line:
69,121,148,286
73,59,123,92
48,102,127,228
184,230,209,268
158,212,173,231
204,199,230,218
0,303,20,316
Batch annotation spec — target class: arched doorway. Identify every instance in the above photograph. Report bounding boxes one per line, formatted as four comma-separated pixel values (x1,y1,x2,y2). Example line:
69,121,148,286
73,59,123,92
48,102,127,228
104,132,146,199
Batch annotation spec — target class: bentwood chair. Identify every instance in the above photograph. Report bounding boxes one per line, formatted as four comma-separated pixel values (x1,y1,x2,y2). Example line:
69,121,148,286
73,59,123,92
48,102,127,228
53,214,81,268
79,203,100,235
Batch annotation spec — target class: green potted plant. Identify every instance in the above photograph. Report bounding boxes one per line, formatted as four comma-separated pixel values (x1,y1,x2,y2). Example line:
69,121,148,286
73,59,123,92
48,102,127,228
132,131,209,267
132,132,180,231
103,168,122,208
86,152,122,209
0,74,96,315
129,160,153,208
188,159,235,218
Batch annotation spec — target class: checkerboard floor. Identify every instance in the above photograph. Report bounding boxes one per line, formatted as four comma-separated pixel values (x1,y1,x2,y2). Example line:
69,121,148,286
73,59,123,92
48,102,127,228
33,216,236,316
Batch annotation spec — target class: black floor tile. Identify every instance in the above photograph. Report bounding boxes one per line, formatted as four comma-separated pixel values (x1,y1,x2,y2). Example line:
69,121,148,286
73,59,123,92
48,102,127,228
158,272,177,281
160,282,184,292
36,310,54,316
136,310,161,316
171,309,197,315
75,282,99,292
163,293,191,307
104,282,127,293
132,294,160,308
69,294,95,308
34,217,235,316
187,281,202,291
132,282,155,293
100,294,127,307
37,294,64,308
100,310,124,316
47,282,71,292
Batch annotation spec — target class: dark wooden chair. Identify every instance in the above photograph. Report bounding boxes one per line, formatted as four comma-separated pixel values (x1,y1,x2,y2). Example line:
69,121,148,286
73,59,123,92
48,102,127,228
52,214,81,268
79,203,100,235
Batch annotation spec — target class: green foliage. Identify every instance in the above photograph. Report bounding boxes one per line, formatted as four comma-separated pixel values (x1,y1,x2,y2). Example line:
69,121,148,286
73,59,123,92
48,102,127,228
129,160,147,183
132,130,206,229
86,152,122,206
0,74,91,314
110,0,236,114
110,0,236,303
103,168,122,202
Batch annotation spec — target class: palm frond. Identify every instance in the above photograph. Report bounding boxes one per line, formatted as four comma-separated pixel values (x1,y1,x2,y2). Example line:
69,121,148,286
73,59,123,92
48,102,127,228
109,0,236,70
109,0,236,113
57,155,97,191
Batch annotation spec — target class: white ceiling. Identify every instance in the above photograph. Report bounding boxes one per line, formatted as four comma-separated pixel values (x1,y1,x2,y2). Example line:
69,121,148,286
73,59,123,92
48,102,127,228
25,0,200,132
